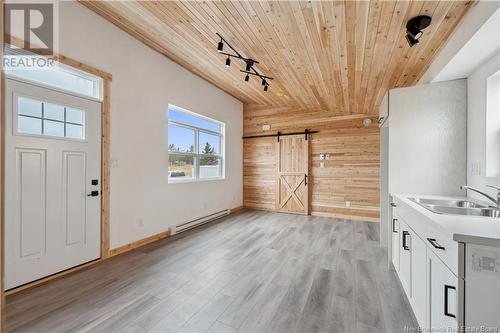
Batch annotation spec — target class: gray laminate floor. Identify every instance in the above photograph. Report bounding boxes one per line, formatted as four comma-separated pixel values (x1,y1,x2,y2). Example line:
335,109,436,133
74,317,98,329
6,210,417,333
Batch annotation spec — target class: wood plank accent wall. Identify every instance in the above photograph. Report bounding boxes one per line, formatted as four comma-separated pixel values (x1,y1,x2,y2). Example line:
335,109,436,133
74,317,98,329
243,105,380,221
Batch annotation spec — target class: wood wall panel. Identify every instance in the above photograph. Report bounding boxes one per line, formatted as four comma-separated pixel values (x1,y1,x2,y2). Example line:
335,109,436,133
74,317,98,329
243,105,380,221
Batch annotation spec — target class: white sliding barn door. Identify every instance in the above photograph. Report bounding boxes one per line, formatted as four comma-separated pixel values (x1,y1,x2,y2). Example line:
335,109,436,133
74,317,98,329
5,78,102,289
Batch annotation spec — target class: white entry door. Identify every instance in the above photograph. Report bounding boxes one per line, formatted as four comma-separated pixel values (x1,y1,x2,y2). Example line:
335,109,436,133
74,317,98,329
5,78,102,290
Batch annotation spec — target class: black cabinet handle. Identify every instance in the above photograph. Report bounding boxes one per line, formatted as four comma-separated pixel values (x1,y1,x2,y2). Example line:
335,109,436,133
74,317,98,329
427,238,445,250
390,203,396,207
444,285,456,318
392,219,398,233
87,190,99,197
402,231,410,250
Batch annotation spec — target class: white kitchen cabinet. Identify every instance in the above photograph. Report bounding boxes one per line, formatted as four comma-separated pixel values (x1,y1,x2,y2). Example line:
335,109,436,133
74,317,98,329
428,250,458,330
411,233,428,329
391,217,400,272
399,220,412,298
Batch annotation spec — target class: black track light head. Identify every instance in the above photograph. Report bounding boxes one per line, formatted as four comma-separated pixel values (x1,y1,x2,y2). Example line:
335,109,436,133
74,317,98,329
217,41,224,53
246,60,253,72
262,78,266,86
225,56,231,67
245,74,250,82
405,15,431,47
264,85,268,92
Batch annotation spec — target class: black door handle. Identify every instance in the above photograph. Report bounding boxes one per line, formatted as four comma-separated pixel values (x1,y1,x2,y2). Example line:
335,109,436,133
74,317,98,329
402,231,410,250
87,190,99,197
427,238,445,250
444,285,456,318
392,219,398,233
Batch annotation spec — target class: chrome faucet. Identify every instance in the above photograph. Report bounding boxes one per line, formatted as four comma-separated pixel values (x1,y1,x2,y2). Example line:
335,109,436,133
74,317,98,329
461,185,500,208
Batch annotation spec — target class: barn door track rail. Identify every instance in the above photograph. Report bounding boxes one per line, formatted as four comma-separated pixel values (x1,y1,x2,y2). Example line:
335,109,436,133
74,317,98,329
242,129,318,142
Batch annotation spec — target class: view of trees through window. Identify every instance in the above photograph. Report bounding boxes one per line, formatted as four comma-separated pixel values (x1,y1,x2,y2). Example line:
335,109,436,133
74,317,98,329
167,107,224,181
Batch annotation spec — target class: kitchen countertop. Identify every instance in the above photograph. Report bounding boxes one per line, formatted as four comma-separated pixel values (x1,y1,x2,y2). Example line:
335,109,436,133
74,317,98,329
392,194,500,247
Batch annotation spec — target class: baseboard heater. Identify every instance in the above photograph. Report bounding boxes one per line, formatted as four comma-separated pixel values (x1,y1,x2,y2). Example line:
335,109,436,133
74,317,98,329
169,209,229,235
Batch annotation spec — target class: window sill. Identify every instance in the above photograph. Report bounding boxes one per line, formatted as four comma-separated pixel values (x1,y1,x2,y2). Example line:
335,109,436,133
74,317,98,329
168,177,226,184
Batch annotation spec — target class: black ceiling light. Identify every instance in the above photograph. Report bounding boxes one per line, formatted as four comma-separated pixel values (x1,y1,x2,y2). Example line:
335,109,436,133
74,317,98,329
406,15,432,47
215,33,273,91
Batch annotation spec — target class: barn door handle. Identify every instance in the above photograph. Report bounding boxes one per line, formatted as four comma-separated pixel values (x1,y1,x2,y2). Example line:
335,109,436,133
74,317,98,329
304,174,307,186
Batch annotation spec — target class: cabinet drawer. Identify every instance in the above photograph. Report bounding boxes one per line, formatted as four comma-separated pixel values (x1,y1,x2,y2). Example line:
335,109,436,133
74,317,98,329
425,227,458,276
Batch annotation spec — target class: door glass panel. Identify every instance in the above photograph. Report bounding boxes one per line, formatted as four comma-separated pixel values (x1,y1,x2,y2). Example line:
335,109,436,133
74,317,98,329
66,108,84,124
66,124,84,139
18,116,42,134
18,97,42,117
43,120,65,137
44,103,64,121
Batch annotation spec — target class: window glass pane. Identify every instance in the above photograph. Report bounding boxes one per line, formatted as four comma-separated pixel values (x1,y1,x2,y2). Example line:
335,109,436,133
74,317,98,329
200,156,222,178
66,107,84,124
43,120,64,137
18,97,42,117
169,109,221,133
168,124,195,153
18,116,42,134
66,124,84,139
44,103,64,121
169,154,195,179
6,63,102,99
199,132,221,155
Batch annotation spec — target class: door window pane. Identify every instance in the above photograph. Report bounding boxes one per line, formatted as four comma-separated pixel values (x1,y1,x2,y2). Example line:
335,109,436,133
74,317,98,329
168,124,195,153
66,124,84,139
18,116,42,134
199,132,221,155
200,156,222,178
18,97,42,117
43,120,65,137
66,108,84,124
169,154,194,179
44,103,65,121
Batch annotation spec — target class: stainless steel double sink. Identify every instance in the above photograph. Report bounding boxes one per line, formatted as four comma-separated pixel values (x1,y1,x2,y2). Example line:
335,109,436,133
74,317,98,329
409,197,500,218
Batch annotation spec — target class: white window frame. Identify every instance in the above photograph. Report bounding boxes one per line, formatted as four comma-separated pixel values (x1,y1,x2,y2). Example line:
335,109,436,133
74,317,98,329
167,105,225,183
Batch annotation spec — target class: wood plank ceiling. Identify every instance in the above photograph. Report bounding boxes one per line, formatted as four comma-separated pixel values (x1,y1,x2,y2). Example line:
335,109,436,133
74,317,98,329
81,0,475,116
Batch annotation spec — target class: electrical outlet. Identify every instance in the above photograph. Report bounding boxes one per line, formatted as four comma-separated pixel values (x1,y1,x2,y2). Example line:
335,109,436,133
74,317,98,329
345,201,351,208
325,154,330,160
319,153,325,161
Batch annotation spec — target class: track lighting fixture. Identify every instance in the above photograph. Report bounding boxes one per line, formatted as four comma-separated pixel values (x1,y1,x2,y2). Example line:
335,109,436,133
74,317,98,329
215,32,274,91
405,15,432,47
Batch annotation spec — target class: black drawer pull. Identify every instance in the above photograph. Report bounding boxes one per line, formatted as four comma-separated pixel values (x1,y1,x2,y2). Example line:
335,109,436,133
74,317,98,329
427,238,445,250
402,231,410,250
444,284,456,318
392,219,398,233
390,203,396,207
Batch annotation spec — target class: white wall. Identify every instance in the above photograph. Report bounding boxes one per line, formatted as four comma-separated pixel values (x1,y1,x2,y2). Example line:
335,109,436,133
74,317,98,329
58,2,243,249
467,53,500,200
388,80,467,196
